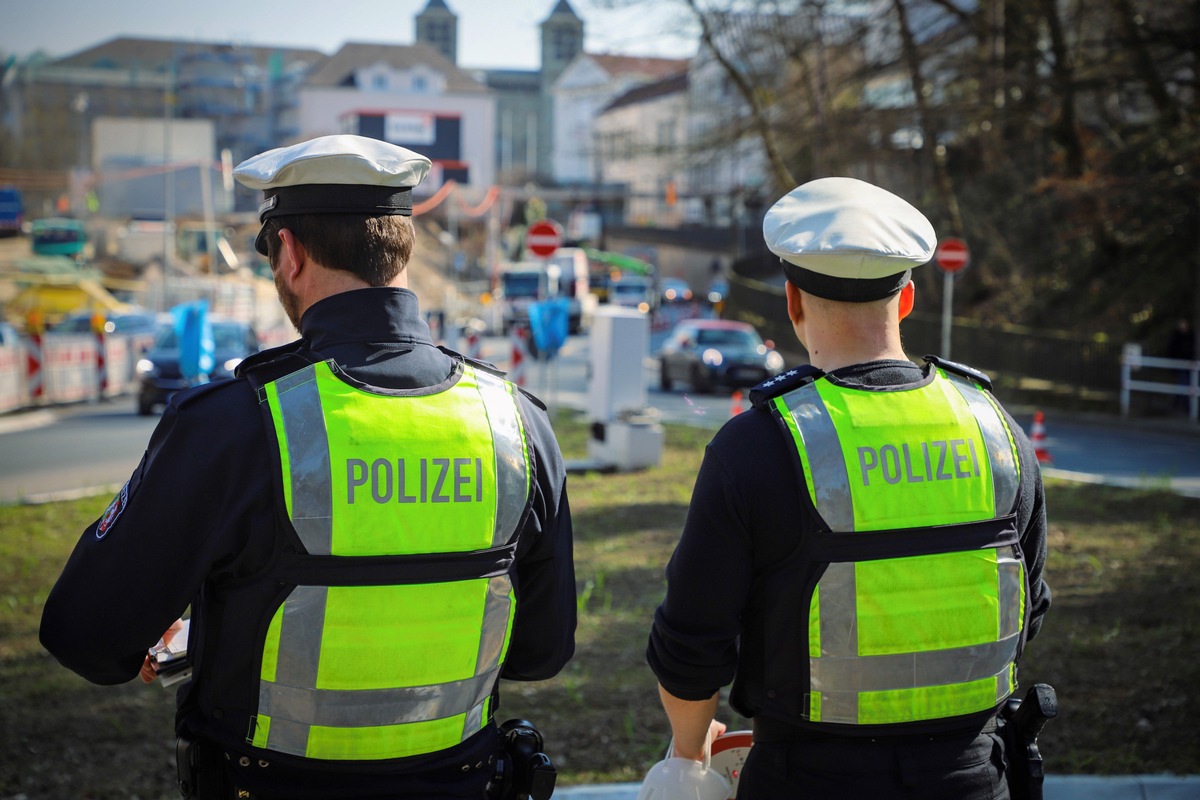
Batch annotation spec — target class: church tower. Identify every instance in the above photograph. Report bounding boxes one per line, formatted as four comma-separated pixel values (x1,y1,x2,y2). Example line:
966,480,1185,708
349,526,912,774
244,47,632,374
540,0,584,89
415,0,459,65
538,0,584,182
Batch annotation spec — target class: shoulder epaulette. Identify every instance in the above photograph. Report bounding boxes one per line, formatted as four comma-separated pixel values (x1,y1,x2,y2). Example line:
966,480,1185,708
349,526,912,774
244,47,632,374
749,364,824,409
437,345,506,379
437,345,544,409
234,338,306,378
172,377,237,409
923,355,993,391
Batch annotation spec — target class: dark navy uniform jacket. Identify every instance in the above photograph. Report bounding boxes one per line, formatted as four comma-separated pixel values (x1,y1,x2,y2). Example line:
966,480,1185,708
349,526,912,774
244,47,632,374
647,359,1051,736
40,288,576,798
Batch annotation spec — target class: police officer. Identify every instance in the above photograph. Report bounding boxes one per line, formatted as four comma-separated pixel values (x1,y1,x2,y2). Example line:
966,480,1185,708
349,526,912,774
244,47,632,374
40,135,576,800
646,177,1050,798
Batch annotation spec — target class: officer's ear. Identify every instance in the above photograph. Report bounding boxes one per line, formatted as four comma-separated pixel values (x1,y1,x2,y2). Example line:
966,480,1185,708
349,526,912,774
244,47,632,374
785,280,804,326
276,227,307,282
897,280,915,321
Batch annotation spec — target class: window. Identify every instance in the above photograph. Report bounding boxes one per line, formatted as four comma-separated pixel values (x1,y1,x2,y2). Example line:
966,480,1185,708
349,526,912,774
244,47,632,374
552,29,578,62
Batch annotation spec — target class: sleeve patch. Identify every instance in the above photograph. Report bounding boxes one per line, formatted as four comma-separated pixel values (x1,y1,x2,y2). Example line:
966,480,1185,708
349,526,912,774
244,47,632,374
95,481,130,540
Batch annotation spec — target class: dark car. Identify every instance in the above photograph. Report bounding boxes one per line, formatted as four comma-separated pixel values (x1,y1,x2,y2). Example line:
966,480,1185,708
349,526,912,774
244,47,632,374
659,319,784,393
135,319,260,415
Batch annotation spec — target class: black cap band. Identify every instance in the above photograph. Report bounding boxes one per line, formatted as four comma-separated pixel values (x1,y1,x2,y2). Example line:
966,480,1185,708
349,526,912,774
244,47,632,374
254,184,415,255
781,261,913,303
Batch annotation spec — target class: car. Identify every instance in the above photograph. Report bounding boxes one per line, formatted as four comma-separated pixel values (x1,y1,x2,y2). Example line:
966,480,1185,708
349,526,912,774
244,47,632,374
660,277,693,304
706,278,729,305
659,319,785,393
608,275,657,313
135,318,260,415
52,309,165,338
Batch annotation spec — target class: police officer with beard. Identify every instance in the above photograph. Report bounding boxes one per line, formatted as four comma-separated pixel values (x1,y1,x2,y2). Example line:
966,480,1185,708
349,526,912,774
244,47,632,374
41,135,576,799
647,178,1050,799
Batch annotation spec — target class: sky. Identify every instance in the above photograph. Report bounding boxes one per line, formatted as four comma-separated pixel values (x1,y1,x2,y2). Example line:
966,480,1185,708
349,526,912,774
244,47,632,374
1,0,699,70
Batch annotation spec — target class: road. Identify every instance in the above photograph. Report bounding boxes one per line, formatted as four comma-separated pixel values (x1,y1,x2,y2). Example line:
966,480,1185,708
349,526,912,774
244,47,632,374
3,328,1200,504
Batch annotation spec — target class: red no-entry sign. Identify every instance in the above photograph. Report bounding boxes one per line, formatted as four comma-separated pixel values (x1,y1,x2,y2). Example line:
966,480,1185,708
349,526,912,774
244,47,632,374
934,237,971,274
526,219,563,258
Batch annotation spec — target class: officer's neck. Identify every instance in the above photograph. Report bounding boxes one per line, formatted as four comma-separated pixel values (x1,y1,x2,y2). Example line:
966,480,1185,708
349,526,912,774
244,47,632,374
800,319,907,373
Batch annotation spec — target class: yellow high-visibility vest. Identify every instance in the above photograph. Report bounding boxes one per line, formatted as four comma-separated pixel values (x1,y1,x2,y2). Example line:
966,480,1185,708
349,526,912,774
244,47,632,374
773,367,1025,726
251,359,531,760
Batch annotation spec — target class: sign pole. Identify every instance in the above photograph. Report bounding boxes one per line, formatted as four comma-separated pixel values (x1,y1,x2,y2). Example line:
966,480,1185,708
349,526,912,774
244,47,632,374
933,237,971,359
941,270,954,359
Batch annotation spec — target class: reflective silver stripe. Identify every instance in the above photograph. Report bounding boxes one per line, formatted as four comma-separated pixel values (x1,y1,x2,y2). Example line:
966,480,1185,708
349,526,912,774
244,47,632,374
817,562,858,658
259,666,502,743
998,549,1023,639
462,700,486,742
944,372,1020,515
475,575,513,676
464,575,512,740
782,383,854,531
274,365,334,555
818,687,858,724
811,631,1021,694
475,370,529,546
265,717,311,757
267,585,328,755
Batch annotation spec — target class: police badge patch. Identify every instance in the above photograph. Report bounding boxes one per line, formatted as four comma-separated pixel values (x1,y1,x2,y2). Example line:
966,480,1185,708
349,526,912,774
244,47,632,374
96,482,129,540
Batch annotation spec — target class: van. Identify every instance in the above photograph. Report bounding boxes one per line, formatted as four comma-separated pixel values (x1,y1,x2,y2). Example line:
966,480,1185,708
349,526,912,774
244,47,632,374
0,187,23,237
545,247,593,333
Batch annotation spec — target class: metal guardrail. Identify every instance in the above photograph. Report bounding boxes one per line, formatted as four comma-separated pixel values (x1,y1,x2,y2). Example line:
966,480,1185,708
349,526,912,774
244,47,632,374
723,260,1128,402
1120,347,1199,422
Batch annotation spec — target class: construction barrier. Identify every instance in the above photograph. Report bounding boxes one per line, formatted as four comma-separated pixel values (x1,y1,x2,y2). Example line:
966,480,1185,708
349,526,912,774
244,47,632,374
0,333,142,414
0,346,23,412
509,325,529,387
26,332,44,403
465,328,482,360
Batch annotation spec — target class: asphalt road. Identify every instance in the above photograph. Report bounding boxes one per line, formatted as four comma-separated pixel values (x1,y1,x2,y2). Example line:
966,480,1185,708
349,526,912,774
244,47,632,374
2,329,1199,504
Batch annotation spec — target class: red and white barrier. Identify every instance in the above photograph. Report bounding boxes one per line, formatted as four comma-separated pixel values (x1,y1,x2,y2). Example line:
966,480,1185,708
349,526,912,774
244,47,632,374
465,329,482,360
26,332,44,403
0,346,23,413
509,325,529,387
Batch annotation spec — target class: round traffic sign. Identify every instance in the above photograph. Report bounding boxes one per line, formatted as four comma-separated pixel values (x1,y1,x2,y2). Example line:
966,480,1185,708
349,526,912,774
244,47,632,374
526,219,563,258
934,237,970,274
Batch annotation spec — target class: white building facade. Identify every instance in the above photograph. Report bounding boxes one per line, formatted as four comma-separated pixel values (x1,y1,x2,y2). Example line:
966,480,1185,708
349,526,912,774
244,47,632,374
592,72,689,227
297,43,495,191
551,54,688,186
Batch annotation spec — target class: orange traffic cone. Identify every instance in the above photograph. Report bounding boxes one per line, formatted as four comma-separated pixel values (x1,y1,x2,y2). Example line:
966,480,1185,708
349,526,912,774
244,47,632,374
1031,410,1052,463
730,389,746,417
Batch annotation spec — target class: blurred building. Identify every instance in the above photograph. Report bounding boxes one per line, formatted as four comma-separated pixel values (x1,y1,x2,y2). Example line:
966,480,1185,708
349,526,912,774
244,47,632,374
297,42,495,191
592,71,689,227
414,0,585,186
0,37,324,214
552,54,689,187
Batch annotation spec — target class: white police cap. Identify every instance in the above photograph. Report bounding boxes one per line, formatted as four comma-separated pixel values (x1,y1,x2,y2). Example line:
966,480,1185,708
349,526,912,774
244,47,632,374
763,177,936,302
233,135,432,255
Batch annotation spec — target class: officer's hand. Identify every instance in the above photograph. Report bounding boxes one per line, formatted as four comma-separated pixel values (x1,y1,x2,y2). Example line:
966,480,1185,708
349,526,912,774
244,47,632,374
140,618,185,684
672,720,728,762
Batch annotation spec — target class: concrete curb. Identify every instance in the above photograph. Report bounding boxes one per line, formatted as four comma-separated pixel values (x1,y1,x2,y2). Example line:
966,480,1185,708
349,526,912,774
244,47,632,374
0,409,56,436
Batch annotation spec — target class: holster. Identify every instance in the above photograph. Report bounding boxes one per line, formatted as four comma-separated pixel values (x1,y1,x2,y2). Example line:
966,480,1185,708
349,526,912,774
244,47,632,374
999,684,1058,800
176,736,237,800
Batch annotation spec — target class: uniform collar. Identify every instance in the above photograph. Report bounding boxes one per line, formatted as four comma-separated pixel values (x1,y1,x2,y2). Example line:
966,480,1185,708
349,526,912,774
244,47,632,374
299,287,433,351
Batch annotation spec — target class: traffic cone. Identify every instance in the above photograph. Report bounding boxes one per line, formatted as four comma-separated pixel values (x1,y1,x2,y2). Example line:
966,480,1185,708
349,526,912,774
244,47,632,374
1031,410,1052,463
730,389,746,417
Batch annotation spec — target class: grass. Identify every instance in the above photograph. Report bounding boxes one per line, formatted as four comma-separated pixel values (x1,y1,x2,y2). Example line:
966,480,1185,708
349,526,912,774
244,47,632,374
3,411,1199,797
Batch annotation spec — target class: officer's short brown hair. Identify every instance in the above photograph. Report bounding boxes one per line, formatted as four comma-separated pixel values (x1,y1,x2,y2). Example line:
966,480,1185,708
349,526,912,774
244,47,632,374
263,214,416,287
